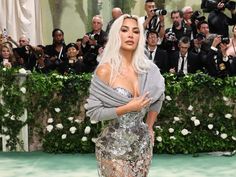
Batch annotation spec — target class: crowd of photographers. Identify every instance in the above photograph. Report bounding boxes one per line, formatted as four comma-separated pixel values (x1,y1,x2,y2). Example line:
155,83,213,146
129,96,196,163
0,0,236,77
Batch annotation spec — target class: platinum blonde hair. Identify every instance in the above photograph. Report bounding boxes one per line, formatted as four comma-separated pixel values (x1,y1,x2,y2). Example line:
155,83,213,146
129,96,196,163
99,14,151,84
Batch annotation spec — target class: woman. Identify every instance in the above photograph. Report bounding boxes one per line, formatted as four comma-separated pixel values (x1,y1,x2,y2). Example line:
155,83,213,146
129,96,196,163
62,43,85,74
85,14,165,177
226,25,236,57
0,44,15,68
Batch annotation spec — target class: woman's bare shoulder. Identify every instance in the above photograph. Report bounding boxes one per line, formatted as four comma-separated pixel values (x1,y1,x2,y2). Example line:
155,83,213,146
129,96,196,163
95,63,111,84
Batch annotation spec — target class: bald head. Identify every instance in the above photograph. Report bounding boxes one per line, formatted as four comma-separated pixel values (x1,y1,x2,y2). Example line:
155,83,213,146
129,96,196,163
112,7,122,19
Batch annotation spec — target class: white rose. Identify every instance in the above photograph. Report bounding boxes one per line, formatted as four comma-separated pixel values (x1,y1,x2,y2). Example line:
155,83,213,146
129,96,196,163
220,133,228,139
19,68,27,74
75,119,83,123
208,113,214,118
208,124,214,130
20,87,26,94
168,128,174,133
2,68,6,71
156,136,162,142
2,127,8,132
0,99,5,106
46,125,53,132
10,115,16,120
155,126,162,129
67,117,74,121
181,129,189,136
81,136,87,142
69,126,77,134
188,105,193,111
165,95,172,101
90,120,98,124
0,86,4,92
61,134,67,139
174,117,180,121
56,123,63,129
84,126,91,134
225,114,232,119
47,118,54,123
215,130,219,135
4,113,9,117
54,108,61,113
170,136,176,140
223,96,229,102
190,116,197,121
5,135,10,140
194,119,200,126
232,136,236,141
91,138,97,143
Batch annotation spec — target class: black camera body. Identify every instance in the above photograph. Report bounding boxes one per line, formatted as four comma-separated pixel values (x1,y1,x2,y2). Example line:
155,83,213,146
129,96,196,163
89,33,99,40
202,0,236,12
221,36,230,44
166,31,176,41
224,0,236,10
152,8,167,16
196,32,206,41
191,11,206,23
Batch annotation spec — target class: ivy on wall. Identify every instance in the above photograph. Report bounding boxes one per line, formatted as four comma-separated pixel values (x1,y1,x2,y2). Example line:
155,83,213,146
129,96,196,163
0,68,235,154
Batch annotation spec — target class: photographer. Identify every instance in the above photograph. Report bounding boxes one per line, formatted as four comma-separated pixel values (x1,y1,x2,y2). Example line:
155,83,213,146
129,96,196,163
205,0,236,37
13,35,38,71
200,34,231,77
163,10,192,55
44,28,67,74
139,0,166,40
81,15,107,72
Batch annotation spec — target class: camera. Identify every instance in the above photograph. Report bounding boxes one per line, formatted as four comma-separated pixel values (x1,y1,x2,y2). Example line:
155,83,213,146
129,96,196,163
166,31,176,41
89,33,98,40
224,0,236,10
221,36,230,44
202,0,236,12
191,11,206,23
152,8,167,16
196,32,206,41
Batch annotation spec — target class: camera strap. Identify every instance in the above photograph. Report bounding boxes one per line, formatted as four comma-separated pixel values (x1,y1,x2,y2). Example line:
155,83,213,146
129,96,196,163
58,46,63,60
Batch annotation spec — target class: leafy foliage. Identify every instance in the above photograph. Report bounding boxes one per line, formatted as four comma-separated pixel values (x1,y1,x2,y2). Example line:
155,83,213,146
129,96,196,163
0,68,235,154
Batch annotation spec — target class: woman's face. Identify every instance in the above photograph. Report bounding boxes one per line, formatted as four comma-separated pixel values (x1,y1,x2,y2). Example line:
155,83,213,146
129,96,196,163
120,18,140,52
67,46,78,58
1,47,10,59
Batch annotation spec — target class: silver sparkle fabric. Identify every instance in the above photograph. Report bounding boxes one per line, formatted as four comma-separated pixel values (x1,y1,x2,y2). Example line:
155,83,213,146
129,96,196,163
95,87,153,177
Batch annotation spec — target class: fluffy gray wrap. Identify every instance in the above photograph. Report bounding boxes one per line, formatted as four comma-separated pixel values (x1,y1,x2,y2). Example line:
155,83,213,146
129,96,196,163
84,63,165,122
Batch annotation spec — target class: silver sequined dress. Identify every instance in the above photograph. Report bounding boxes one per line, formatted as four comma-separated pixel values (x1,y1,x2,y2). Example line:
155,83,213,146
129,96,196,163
95,87,153,177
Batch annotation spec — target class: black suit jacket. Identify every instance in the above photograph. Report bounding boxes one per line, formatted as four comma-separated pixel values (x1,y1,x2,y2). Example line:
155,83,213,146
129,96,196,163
170,51,201,74
153,48,169,73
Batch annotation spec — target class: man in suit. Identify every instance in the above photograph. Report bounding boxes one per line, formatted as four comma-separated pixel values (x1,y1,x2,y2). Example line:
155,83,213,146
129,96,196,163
145,30,168,73
81,15,108,72
169,36,201,75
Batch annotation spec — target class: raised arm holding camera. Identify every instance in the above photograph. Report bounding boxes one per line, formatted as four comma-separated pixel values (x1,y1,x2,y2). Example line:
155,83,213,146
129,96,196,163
139,0,166,40
205,0,236,37
81,15,107,72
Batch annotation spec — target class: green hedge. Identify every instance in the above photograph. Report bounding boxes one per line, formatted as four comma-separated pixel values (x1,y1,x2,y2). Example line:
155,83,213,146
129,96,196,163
0,68,235,154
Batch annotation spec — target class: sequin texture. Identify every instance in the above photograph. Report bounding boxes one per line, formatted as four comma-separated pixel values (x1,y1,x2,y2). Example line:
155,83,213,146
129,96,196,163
95,87,153,177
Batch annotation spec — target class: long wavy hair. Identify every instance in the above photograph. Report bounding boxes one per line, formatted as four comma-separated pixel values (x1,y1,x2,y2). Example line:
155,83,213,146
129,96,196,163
99,14,151,84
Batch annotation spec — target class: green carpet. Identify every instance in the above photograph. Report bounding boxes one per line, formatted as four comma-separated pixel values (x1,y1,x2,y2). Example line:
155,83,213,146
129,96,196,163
0,152,235,177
